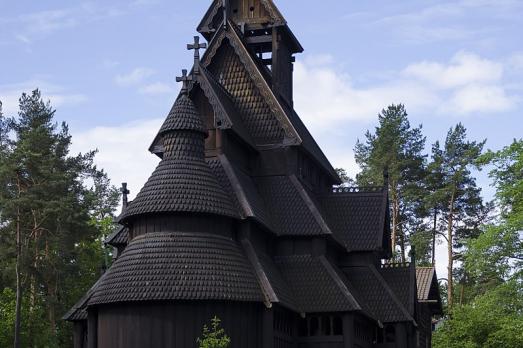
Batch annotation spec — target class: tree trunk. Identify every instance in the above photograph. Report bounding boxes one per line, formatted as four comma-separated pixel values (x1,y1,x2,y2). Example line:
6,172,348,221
399,229,406,264
447,192,455,310
14,179,22,348
432,209,437,266
391,183,400,259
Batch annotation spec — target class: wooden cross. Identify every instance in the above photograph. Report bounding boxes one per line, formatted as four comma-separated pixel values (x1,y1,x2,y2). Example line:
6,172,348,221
187,36,207,74
121,183,130,208
176,69,192,94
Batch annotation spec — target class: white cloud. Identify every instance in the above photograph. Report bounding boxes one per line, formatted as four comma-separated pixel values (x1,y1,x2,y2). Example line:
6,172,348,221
115,68,156,87
403,51,503,88
139,82,175,95
293,51,517,130
447,84,514,114
0,80,87,115
374,0,522,44
71,119,163,201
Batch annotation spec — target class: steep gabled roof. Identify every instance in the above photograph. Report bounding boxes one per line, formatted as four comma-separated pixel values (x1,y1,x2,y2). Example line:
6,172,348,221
275,255,363,313
241,238,298,312
197,66,255,147
319,188,389,253
203,25,301,145
380,264,417,316
89,232,264,306
344,265,416,324
104,226,129,247
416,267,443,314
256,175,331,237
198,0,291,35
201,23,339,182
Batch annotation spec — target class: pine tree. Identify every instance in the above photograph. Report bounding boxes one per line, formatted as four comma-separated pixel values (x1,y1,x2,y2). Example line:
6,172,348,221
354,104,427,262
0,90,119,346
431,123,487,309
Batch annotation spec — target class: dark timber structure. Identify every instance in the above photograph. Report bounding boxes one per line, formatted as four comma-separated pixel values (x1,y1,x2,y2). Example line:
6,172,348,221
64,1,442,347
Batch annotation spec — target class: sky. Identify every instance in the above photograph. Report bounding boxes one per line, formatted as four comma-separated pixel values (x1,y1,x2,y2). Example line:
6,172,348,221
1,0,522,276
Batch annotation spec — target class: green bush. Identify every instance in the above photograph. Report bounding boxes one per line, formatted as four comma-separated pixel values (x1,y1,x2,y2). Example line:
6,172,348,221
196,316,231,348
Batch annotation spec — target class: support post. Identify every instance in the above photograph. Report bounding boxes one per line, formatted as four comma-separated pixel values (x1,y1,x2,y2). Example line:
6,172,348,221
73,322,84,348
342,314,354,348
262,307,274,348
395,323,408,348
87,310,98,348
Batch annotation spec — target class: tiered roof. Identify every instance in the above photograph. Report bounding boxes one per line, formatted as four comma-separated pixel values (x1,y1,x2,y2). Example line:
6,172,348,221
122,94,238,220
89,232,264,305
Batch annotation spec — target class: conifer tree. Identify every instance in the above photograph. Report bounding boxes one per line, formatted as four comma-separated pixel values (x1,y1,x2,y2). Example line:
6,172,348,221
0,90,119,346
354,104,427,262
430,123,487,309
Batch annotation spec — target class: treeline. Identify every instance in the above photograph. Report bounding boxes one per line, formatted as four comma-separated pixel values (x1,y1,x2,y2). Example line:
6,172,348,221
343,104,522,347
0,90,120,347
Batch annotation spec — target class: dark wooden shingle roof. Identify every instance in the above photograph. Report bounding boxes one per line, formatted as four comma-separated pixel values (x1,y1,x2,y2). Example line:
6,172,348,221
159,94,207,135
256,176,330,236
122,95,238,220
320,189,388,252
89,232,264,306
104,226,129,247
416,267,435,301
344,265,415,324
275,255,362,313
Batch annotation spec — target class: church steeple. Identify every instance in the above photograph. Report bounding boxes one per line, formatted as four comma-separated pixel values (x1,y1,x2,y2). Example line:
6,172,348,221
198,0,303,106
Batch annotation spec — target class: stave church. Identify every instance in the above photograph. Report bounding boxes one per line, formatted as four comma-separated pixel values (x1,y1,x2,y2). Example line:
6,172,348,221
64,1,442,347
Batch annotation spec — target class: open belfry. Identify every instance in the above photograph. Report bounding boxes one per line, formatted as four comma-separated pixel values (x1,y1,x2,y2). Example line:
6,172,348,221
64,1,442,347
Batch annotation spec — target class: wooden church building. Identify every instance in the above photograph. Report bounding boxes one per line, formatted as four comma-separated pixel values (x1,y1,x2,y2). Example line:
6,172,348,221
64,1,442,347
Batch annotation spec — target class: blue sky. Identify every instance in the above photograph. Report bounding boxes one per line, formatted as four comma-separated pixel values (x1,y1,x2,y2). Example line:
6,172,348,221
1,0,522,246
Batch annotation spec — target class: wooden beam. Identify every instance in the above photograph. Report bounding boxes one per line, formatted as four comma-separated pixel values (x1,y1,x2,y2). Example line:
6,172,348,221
245,35,272,45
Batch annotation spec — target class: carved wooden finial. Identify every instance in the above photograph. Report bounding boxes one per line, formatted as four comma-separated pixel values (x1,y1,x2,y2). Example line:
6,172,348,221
222,0,229,29
121,183,130,208
187,36,207,74
176,69,193,94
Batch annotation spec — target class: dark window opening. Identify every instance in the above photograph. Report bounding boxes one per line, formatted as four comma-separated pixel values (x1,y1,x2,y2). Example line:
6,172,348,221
333,317,343,335
298,315,343,337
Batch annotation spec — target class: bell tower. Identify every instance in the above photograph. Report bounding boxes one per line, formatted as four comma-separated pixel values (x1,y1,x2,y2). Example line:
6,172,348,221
198,0,303,106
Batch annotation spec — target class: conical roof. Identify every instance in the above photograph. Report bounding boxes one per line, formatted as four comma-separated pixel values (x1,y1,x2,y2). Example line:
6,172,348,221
159,94,206,135
122,94,238,220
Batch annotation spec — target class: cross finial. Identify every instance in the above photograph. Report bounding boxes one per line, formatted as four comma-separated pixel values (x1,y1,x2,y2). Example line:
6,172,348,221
187,36,207,74
121,183,130,208
176,69,192,94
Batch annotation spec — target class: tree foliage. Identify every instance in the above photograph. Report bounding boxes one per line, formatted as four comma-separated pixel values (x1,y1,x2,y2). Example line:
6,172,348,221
196,317,231,348
0,90,119,346
354,104,427,262
433,281,523,348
